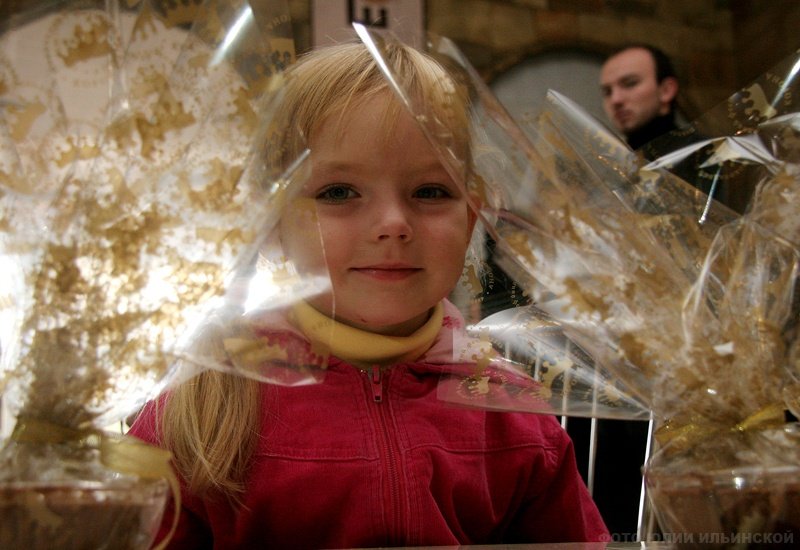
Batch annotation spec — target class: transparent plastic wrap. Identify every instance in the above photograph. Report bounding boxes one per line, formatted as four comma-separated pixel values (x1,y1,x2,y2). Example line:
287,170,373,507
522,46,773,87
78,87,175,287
640,165,800,548
486,50,800,547
352,25,649,420
0,1,319,548
352,30,796,547
641,47,800,215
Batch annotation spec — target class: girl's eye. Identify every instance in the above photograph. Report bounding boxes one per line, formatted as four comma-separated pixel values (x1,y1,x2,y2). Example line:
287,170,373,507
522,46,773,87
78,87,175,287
414,185,452,199
317,185,357,202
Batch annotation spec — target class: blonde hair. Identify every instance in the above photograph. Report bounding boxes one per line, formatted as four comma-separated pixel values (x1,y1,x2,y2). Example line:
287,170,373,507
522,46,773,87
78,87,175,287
265,39,471,183
160,40,472,498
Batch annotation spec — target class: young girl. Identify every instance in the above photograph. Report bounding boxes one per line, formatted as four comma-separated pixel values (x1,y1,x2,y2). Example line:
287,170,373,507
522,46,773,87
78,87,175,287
130,39,609,548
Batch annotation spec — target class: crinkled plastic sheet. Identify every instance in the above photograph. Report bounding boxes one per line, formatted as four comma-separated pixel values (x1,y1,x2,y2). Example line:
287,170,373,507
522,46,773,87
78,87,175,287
642,47,800,216
461,43,800,542
359,22,800,450
0,1,321,547
497,65,800,427
488,44,800,542
503,64,800,436
0,0,326,437
355,24,649,420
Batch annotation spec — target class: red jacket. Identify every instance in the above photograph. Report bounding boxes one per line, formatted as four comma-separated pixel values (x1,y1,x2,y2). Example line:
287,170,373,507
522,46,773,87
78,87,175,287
130,303,608,549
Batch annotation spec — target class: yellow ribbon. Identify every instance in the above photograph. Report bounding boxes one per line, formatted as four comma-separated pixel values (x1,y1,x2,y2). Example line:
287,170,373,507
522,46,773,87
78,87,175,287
11,417,180,550
655,403,788,454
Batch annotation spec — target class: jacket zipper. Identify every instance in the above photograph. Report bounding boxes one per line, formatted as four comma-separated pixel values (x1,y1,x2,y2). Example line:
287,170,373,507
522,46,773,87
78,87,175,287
367,366,403,544
370,365,383,402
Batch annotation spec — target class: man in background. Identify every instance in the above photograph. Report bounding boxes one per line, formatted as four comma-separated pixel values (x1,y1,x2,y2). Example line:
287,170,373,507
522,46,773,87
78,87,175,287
599,43,743,209
600,44,680,152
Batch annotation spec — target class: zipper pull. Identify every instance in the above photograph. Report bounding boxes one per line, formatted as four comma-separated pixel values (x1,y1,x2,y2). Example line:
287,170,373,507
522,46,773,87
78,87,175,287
369,366,383,403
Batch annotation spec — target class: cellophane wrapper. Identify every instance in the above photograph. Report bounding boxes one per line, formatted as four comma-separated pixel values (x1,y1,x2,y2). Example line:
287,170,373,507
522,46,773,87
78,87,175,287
356,25,650,422
502,53,800,547
362,28,800,548
0,1,324,548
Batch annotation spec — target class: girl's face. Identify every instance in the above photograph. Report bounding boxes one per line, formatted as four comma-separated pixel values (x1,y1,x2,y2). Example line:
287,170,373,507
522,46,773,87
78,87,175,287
280,92,475,336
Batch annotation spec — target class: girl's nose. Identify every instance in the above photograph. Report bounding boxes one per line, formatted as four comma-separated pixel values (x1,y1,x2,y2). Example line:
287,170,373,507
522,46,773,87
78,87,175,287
374,199,413,242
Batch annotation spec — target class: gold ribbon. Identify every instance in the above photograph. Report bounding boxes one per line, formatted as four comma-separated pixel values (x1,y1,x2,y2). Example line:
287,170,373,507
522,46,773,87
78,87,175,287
655,403,788,454
11,417,180,550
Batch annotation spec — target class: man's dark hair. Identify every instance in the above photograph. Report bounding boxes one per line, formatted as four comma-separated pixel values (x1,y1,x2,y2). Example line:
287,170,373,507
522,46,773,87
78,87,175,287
608,43,677,84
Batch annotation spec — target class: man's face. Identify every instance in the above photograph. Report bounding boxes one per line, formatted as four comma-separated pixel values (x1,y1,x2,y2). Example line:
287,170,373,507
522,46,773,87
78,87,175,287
600,47,673,135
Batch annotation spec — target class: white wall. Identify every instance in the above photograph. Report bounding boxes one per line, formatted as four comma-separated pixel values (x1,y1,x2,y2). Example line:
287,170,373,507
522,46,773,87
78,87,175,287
490,50,617,138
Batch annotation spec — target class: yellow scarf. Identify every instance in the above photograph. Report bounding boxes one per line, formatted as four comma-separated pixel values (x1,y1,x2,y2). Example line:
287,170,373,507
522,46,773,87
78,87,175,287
290,301,443,368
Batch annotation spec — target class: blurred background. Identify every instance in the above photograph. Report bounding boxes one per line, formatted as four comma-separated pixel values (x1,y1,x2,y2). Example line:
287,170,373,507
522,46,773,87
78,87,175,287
297,0,800,136
2,0,794,139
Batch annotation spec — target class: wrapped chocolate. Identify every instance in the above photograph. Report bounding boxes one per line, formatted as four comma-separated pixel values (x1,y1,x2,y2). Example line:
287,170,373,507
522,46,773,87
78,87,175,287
488,53,800,548
0,1,309,547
